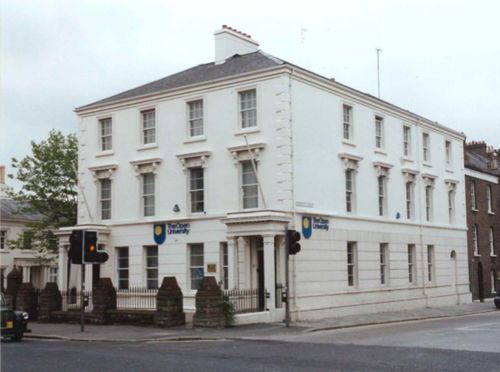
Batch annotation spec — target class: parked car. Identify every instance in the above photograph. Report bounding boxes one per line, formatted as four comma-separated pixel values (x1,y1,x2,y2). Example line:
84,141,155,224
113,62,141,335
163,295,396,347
1,292,30,341
495,290,500,310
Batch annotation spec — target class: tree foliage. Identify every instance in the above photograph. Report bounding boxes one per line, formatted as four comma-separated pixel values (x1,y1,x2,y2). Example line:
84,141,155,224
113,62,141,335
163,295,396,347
7,130,78,262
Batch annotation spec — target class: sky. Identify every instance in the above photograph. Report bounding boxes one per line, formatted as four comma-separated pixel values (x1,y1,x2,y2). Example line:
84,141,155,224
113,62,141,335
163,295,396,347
1,0,499,190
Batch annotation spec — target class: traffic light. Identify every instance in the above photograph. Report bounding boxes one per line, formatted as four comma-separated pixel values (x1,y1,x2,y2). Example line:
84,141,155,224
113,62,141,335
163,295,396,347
287,229,301,255
83,230,108,264
69,230,83,264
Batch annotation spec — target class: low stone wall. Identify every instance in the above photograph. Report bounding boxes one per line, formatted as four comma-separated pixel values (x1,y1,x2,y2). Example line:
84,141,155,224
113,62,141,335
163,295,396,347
108,310,156,326
51,310,97,324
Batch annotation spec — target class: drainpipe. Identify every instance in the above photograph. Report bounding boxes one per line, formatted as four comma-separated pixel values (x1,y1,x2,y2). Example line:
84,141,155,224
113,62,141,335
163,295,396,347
415,119,428,306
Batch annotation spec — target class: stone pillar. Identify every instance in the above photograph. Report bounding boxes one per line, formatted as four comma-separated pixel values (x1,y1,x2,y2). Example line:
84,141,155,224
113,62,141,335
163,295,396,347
16,282,38,320
154,277,185,327
227,237,237,289
5,267,23,308
193,276,225,328
92,278,116,324
58,245,68,291
263,235,276,311
38,282,62,322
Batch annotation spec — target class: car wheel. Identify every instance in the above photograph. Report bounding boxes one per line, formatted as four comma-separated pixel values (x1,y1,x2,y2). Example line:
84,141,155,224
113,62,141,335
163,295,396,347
11,332,23,342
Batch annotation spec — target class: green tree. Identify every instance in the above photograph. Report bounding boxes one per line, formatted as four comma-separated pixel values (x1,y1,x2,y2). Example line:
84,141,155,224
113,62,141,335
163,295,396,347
7,130,78,263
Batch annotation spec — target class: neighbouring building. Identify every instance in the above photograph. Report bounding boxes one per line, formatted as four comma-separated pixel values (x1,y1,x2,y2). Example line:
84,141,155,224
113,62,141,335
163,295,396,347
57,26,471,323
464,141,499,300
0,166,58,291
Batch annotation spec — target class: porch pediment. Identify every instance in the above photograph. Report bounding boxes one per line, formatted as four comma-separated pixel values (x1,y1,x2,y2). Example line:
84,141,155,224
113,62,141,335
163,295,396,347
221,210,290,237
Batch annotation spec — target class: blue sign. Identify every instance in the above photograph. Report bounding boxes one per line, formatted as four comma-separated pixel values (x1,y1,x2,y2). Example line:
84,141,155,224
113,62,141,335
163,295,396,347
302,216,312,239
167,223,190,235
153,224,166,244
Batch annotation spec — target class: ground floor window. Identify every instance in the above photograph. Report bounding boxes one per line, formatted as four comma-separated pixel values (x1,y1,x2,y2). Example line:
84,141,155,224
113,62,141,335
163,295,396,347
492,270,497,293
117,247,129,289
49,267,58,283
427,245,435,283
221,242,228,290
380,243,389,285
145,245,158,289
190,244,204,290
347,242,357,287
408,244,416,284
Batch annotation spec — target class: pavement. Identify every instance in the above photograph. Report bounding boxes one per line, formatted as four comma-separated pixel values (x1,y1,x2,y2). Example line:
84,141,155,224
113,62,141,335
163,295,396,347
25,300,498,342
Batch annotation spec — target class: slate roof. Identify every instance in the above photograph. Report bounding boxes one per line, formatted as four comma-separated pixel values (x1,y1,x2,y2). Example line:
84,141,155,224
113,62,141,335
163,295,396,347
77,51,284,110
466,151,500,177
1,198,46,222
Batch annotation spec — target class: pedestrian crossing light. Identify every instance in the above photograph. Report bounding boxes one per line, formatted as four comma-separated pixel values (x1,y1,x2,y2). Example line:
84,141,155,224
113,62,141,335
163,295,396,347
83,230,108,264
287,229,301,255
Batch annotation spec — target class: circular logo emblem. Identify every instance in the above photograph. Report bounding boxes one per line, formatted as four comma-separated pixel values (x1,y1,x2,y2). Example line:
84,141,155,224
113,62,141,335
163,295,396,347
155,226,162,235
303,218,309,229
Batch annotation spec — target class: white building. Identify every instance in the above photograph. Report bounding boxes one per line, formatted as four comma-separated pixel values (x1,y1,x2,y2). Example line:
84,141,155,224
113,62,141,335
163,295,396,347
58,26,471,323
0,166,58,290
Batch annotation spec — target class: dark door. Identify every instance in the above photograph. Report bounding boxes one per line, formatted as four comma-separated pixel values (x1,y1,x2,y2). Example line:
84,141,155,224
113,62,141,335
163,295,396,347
257,250,265,310
477,261,484,302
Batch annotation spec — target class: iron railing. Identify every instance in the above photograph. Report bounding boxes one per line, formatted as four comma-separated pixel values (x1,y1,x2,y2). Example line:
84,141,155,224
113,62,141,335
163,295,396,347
116,287,157,310
223,288,266,314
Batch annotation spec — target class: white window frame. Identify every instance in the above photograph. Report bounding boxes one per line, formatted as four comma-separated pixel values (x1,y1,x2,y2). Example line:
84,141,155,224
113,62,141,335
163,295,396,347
49,268,58,283
117,246,129,290
220,242,229,290
187,100,204,138
238,89,257,129
445,140,452,165
241,160,259,209
425,186,433,222
406,181,413,219
422,133,430,162
487,185,493,213
99,118,112,152
347,242,358,287
408,244,416,284
343,104,353,141
99,178,112,220
189,167,204,213
471,180,477,210
473,225,479,255
380,243,389,285
141,109,156,145
375,116,384,149
448,189,455,224
378,176,386,217
144,245,158,290
189,243,204,290
427,245,435,283
0,230,6,250
345,169,354,213
489,227,495,256
403,125,411,157
142,173,155,217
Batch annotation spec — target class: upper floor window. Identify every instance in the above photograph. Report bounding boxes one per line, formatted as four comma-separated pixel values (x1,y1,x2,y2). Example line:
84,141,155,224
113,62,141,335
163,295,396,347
403,126,411,157
375,116,384,149
99,118,112,151
380,243,389,285
345,170,354,213
487,185,493,213
239,89,257,128
378,176,386,216
471,180,477,210
116,247,129,290
343,105,352,140
100,178,111,220
49,268,58,283
23,231,33,250
445,140,452,165
425,186,433,222
490,227,495,255
188,100,204,137
189,167,204,213
422,133,430,162
144,245,158,289
473,224,479,255
406,182,414,219
189,244,204,290
241,160,258,209
141,109,156,145
142,173,155,217
0,230,6,250
347,242,357,287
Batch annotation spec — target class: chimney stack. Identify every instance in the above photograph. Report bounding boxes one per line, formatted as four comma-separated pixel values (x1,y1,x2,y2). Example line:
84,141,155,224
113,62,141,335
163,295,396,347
466,140,488,158
214,25,259,63
0,165,5,185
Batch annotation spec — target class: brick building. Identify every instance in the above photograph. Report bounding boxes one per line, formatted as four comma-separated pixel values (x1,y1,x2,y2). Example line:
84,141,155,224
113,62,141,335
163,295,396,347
464,141,500,300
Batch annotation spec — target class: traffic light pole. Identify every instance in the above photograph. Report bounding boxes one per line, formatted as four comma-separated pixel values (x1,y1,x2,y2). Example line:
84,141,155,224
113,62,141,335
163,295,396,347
285,227,290,328
81,233,85,333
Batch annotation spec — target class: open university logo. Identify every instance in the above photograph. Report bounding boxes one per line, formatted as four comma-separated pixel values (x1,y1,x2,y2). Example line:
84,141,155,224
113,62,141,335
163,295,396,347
302,216,312,239
153,224,166,244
